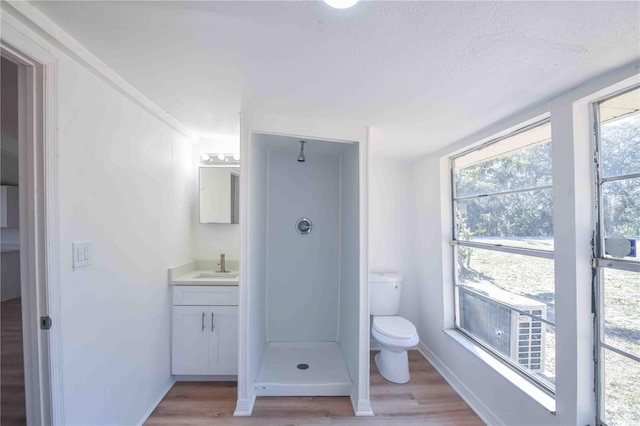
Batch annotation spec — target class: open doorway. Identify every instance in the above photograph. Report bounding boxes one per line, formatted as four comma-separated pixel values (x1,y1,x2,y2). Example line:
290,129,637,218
0,31,62,424
1,55,26,426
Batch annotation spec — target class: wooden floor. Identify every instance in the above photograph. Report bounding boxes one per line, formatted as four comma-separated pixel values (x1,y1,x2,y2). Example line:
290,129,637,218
1,297,27,426
146,350,484,425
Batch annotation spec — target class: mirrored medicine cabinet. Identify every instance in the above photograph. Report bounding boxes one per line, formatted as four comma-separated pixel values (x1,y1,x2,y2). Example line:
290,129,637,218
199,167,240,224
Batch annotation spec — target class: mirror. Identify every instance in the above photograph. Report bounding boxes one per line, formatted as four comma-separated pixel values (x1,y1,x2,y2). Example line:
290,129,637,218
199,167,240,224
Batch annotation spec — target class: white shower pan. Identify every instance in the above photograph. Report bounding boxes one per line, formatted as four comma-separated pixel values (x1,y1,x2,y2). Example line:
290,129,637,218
255,342,352,396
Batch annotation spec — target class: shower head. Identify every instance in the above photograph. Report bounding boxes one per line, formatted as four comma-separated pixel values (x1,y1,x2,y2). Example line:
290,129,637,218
297,141,306,162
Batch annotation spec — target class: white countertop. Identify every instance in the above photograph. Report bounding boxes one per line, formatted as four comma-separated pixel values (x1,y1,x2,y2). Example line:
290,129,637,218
168,260,239,286
170,269,239,286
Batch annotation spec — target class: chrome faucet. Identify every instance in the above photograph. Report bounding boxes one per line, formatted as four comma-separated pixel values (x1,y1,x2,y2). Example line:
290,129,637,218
217,253,229,273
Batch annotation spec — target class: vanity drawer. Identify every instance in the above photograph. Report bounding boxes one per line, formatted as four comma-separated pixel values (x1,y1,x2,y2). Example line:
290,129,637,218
173,286,239,306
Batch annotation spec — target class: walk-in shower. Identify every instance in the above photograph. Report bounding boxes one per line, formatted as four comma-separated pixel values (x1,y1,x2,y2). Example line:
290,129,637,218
238,132,365,414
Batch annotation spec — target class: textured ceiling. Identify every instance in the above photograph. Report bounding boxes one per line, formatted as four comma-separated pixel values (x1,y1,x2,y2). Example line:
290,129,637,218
32,1,640,158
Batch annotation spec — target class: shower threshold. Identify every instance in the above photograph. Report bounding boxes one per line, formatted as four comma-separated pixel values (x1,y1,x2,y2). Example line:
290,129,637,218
254,342,352,397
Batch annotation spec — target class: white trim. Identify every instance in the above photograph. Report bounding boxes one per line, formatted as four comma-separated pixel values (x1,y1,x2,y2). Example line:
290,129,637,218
336,154,342,342
351,388,374,417
135,380,175,426
354,128,371,416
3,1,194,141
233,395,256,417
250,129,357,144
1,17,64,425
264,147,271,343
234,112,254,416
417,341,505,426
43,52,64,426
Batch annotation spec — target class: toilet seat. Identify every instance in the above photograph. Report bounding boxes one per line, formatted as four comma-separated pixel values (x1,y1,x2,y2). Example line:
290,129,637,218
372,316,416,340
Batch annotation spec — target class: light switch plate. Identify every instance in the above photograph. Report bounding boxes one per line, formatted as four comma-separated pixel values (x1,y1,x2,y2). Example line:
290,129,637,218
72,241,91,269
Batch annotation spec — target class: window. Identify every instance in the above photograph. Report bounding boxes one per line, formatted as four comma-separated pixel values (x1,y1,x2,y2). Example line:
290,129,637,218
451,119,555,393
594,86,640,426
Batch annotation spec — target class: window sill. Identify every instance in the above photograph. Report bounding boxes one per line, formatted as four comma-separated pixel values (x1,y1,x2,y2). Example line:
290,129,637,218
443,328,556,414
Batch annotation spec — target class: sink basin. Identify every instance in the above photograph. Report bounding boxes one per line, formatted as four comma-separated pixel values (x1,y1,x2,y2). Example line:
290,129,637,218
195,272,239,279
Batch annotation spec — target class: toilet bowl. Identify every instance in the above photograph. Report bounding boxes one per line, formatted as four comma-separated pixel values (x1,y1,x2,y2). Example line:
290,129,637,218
369,273,419,384
371,315,419,384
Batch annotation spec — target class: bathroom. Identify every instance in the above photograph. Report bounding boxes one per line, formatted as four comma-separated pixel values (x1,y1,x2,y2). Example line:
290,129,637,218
168,116,421,416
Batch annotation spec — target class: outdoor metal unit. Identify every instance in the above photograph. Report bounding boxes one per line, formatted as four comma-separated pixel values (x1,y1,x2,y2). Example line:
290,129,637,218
459,285,547,373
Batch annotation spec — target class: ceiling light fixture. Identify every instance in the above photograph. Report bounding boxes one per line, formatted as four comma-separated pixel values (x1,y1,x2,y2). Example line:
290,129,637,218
217,153,226,161
233,153,240,161
324,0,359,9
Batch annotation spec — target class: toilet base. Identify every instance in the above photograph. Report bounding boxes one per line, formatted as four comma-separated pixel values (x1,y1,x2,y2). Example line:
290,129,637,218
374,349,410,384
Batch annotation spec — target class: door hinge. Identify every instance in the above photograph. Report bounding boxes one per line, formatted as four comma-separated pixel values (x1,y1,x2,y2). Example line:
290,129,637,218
40,316,52,330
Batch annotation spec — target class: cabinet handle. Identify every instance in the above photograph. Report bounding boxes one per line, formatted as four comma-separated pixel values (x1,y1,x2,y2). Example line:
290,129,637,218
201,312,205,331
211,312,215,331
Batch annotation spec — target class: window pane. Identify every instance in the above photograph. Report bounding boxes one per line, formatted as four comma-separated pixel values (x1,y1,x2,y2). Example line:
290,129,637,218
456,247,555,323
602,348,640,426
602,177,640,262
603,268,640,359
455,189,554,250
458,286,556,387
455,140,552,198
598,88,640,178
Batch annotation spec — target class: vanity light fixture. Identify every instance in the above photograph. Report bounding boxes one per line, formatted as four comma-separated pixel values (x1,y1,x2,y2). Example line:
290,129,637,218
200,153,240,166
324,0,359,9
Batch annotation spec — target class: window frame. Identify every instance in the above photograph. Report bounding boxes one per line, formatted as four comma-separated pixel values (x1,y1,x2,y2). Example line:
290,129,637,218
591,84,640,426
450,117,556,396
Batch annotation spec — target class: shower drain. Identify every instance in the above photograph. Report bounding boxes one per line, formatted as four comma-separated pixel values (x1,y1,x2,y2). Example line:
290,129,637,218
297,363,309,370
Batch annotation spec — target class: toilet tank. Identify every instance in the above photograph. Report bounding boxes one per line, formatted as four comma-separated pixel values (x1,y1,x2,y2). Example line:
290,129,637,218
370,273,402,316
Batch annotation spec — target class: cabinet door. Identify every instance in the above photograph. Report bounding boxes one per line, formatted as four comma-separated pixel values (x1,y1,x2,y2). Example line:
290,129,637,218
208,306,238,375
172,306,210,375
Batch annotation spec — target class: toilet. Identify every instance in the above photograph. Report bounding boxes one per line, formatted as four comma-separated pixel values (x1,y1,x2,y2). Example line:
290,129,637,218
370,272,419,384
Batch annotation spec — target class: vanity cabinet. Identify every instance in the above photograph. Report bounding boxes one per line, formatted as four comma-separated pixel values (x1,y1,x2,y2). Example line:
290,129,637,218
171,286,238,376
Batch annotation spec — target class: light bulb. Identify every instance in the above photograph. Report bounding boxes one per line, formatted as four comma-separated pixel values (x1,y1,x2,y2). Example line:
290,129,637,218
217,153,226,161
201,154,210,162
233,153,240,161
324,0,359,9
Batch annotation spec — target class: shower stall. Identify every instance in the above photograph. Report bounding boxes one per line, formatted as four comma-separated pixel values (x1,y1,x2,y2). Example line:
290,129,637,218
236,131,370,416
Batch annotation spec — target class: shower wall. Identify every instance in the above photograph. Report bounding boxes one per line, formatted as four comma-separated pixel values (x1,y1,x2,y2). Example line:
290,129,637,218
266,148,341,342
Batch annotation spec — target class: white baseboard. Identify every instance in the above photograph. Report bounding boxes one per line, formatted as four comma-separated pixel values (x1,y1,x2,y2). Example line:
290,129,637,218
416,341,503,426
233,393,256,416
350,388,374,416
137,379,175,426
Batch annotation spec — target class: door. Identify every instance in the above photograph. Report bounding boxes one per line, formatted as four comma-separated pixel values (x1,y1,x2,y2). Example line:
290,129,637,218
209,306,238,374
172,306,210,375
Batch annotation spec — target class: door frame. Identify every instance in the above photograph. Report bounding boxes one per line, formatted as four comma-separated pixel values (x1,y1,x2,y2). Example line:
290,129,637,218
1,16,64,426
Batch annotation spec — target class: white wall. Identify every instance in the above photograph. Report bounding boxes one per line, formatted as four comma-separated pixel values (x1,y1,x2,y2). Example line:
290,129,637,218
409,65,639,426
2,6,194,424
266,145,340,342
240,131,269,410
191,140,240,263
338,142,361,398
368,159,418,328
